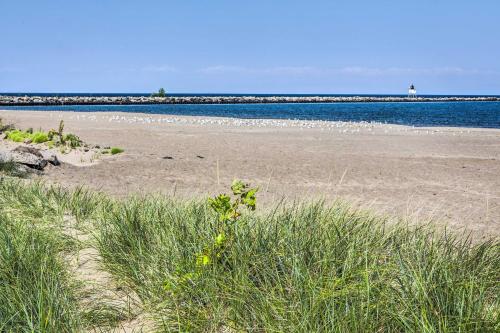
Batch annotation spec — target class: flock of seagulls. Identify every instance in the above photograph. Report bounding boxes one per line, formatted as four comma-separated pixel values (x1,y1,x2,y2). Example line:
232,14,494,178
52,113,474,136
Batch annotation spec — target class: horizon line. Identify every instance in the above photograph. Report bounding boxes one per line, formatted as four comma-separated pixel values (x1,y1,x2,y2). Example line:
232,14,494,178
1,91,500,97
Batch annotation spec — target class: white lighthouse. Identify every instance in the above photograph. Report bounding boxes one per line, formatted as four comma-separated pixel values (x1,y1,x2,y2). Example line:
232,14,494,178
408,84,417,98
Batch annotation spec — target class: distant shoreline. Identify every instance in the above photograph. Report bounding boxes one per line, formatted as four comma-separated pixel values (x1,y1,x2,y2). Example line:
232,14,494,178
1,95,500,106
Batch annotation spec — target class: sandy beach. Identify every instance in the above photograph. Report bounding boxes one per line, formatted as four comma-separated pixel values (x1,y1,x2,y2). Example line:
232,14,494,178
1,110,499,236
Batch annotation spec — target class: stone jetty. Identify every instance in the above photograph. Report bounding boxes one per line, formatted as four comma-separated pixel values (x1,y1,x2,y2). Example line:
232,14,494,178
1,95,499,106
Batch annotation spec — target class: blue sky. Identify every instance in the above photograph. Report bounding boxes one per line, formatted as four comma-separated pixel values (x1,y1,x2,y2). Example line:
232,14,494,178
1,0,499,94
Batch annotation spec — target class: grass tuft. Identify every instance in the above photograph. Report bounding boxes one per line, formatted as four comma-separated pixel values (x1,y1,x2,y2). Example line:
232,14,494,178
0,207,82,331
5,129,32,142
110,147,124,155
31,131,49,143
5,129,49,144
0,179,128,331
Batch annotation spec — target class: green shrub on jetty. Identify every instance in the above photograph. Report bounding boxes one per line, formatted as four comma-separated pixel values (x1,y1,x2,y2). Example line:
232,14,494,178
151,87,166,97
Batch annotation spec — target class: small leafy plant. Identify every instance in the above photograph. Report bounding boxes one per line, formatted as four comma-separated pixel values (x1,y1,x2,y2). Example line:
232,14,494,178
198,180,258,266
47,121,81,148
48,120,65,143
47,129,58,142
110,147,124,155
163,180,258,293
64,133,82,148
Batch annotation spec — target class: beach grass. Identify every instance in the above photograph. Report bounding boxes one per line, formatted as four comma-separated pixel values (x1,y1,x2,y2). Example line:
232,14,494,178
0,177,498,332
0,179,84,332
0,179,125,332
0,214,84,332
95,197,499,332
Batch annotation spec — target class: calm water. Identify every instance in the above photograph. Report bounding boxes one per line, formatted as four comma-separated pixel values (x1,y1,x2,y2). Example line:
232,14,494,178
2,101,500,129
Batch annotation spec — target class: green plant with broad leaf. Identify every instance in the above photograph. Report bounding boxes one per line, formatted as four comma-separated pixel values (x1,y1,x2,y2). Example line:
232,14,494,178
202,180,258,265
164,180,258,294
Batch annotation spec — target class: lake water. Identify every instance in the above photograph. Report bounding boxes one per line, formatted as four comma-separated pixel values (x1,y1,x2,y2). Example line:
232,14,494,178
2,101,500,129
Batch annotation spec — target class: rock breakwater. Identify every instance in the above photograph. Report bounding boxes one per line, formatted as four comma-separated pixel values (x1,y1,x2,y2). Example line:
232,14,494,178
1,95,499,106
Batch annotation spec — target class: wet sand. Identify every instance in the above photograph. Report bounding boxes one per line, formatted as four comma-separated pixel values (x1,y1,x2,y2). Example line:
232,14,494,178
1,110,499,237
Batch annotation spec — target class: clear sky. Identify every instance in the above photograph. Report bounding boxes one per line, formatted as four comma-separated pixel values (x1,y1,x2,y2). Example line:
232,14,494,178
1,0,499,94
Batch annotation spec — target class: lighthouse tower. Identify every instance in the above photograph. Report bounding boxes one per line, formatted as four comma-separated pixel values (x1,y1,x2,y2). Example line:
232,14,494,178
408,84,417,98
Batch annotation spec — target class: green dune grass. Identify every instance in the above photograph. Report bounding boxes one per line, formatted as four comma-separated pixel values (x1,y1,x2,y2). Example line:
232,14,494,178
0,217,83,332
0,180,123,332
0,180,83,332
0,177,498,332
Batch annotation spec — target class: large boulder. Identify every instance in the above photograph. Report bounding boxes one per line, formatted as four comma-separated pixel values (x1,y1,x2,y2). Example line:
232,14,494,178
1,147,48,170
12,146,59,166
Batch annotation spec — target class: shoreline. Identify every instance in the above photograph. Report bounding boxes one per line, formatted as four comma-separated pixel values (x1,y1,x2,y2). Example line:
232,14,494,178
3,109,500,133
4,109,500,133
2,95,500,106
1,109,499,237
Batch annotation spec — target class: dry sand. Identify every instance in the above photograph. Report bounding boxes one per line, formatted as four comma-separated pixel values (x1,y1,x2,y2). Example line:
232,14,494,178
1,110,499,237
